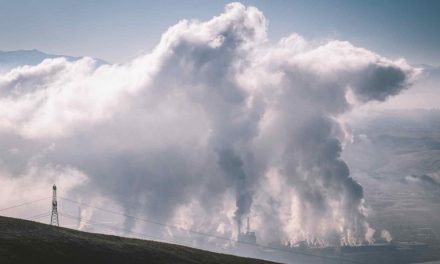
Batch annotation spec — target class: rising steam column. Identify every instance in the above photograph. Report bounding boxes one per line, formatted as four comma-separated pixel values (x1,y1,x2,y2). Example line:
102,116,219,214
50,184,59,226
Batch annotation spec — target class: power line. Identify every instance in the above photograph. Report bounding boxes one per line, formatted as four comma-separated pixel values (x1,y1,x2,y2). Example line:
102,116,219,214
60,197,365,264
0,197,50,213
59,211,342,263
60,196,245,243
0,212,52,236
27,211,52,221
59,211,166,242
0,195,365,263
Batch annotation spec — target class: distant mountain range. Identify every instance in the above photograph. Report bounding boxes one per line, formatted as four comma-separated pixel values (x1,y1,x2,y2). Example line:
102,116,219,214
0,49,108,72
2,49,437,78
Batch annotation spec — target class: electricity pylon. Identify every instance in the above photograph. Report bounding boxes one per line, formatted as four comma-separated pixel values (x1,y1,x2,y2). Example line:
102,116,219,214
50,184,59,226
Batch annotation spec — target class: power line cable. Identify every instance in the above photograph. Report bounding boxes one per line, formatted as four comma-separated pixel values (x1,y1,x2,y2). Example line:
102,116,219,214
61,196,245,242
0,197,50,212
60,197,365,264
59,211,343,263
59,211,166,242
27,211,52,221
0,212,52,236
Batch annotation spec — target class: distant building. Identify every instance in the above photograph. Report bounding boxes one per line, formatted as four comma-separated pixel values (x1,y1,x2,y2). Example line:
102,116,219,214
238,217,257,244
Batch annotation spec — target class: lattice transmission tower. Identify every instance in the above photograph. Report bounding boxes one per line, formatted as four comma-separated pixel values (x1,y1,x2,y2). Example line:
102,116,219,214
50,184,59,226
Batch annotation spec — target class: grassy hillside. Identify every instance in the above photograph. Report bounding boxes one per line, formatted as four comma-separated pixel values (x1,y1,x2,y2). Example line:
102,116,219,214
0,216,277,264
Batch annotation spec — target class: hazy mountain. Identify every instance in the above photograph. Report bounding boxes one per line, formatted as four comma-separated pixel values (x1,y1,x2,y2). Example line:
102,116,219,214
0,49,108,72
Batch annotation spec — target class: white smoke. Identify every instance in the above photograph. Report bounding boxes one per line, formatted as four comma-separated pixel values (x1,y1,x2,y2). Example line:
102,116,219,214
0,3,419,246
380,229,393,242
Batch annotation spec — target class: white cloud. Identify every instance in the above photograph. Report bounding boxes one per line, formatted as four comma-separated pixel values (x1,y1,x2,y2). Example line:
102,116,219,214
0,2,419,247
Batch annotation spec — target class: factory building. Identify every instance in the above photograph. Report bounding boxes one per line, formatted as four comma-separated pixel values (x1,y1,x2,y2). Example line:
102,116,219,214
238,217,257,244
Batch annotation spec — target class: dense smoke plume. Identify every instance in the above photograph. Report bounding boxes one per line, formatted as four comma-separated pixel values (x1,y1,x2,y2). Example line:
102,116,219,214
0,3,418,246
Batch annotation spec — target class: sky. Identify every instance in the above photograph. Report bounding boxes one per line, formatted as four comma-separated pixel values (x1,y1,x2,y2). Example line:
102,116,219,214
0,0,439,65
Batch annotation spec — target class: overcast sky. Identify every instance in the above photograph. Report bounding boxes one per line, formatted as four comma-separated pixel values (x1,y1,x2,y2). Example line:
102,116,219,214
1,0,439,65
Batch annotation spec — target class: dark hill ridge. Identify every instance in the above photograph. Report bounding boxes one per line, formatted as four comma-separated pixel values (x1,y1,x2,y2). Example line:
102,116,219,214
0,216,277,264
